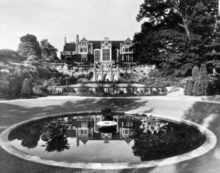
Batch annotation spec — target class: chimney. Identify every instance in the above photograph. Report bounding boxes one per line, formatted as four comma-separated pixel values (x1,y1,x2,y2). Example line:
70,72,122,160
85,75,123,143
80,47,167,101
64,37,66,45
104,37,109,44
76,35,79,44
76,35,79,54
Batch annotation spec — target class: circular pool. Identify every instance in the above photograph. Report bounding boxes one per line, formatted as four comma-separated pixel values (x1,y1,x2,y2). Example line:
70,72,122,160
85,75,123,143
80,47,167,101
0,111,217,170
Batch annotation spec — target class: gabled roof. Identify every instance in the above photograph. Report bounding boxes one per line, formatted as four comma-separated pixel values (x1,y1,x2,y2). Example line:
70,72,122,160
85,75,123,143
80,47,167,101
64,43,76,51
124,138,132,144
80,137,88,144
125,37,131,42
89,40,123,49
80,37,88,43
63,38,132,51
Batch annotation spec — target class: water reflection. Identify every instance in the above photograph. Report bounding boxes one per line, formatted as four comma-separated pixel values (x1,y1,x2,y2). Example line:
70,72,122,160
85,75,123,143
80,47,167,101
66,115,136,146
9,115,136,149
8,114,205,162
41,119,70,152
8,122,45,149
131,119,206,161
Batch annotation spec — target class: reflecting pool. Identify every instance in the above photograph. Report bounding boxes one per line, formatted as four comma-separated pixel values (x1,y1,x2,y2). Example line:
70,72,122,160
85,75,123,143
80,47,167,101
8,114,206,163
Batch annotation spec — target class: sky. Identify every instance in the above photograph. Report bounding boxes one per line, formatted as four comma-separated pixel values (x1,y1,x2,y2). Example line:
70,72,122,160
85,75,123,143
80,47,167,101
0,0,144,55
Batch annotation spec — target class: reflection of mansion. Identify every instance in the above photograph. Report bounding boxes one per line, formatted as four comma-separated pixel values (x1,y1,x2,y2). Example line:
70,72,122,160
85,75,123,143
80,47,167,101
66,116,134,146
60,35,135,81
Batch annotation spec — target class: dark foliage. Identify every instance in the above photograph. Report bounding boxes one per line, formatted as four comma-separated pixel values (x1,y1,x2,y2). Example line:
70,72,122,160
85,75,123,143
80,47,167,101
193,64,212,96
133,0,219,77
40,39,58,63
184,79,195,95
101,108,114,121
131,119,205,161
18,34,41,57
8,122,44,149
42,119,69,152
0,49,26,64
192,65,200,79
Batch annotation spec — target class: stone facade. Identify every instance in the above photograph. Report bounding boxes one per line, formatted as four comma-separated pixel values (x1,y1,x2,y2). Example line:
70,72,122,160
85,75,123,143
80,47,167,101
60,35,135,81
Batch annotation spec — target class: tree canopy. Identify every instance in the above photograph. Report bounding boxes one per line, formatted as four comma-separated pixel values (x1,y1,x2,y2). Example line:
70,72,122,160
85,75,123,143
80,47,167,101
133,0,220,77
0,49,26,64
40,39,58,62
18,34,41,57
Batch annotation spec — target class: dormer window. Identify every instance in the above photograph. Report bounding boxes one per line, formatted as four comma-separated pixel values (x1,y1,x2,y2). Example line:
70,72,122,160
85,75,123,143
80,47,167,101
125,41,131,45
81,41,87,46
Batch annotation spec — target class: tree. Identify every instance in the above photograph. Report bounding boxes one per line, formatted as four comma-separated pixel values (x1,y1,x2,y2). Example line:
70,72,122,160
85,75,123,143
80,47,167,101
18,34,41,57
133,0,219,77
8,122,44,149
42,120,69,152
0,49,26,64
40,39,58,63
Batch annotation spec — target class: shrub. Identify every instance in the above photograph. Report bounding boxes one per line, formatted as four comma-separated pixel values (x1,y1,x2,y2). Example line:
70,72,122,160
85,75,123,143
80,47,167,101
21,78,32,97
96,84,104,95
140,115,168,134
77,83,89,94
200,64,208,77
178,77,191,88
69,76,77,84
126,84,132,95
193,79,202,96
192,65,200,79
154,78,163,86
211,79,220,94
33,84,48,96
148,69,162,78
143,78,155,85
184,79,194,95
193,64,212,96
36,66,51,79
101,108,114,120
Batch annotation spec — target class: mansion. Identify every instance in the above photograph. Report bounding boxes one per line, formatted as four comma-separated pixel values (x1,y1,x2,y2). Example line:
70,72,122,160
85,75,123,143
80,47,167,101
60,35,135,81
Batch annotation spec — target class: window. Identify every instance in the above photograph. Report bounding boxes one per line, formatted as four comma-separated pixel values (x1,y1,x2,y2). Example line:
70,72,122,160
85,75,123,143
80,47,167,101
126,41,131,45
125,48,129,52
80,129,88,135
81,54,88,61
81,41,87,46
80,47,87,53
94,50,100,61
126,121,133,127
123,129,132,135
102,49,110,61
126,55,129,61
